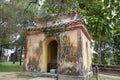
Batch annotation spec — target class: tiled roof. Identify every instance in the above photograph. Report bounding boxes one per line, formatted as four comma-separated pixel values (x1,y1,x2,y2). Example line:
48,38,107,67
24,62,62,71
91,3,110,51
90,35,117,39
26,19,84,31
25,11,92,40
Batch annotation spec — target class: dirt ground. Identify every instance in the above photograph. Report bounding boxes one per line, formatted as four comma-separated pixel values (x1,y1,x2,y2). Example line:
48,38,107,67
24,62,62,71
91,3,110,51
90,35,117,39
0,72,56,80
0,72,120,80
0,72,30,80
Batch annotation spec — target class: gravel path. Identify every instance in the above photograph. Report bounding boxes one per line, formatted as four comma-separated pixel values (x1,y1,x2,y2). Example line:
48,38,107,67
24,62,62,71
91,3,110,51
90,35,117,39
0,72,56,80
99,74,120,79
0,72,29,80
99,72,120,80
29,77,57,80
0,72,119,80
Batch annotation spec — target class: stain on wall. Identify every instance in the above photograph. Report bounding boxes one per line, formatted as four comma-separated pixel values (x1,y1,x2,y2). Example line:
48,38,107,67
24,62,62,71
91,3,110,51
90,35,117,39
25,19,92,77
77,29,84,76
25,34,44,71
58,31,79,75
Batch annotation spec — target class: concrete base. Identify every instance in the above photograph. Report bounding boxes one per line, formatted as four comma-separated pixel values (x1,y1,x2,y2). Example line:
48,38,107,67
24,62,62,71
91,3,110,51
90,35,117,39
58,75,86,80
58,72,92,80
29,77,57,80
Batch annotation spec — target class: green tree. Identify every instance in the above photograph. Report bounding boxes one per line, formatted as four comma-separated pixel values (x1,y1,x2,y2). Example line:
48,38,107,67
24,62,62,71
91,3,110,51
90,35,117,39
0,0,37,62
39,0,120,64
111,30,120,65
0,0,119,65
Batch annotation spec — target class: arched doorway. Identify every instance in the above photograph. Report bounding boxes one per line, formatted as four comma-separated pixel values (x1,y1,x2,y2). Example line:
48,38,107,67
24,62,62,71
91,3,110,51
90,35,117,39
42,37,58,73
47,40,57,72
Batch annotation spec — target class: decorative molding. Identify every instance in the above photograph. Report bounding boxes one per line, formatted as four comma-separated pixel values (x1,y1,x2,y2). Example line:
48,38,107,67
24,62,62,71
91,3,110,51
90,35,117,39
25,19,92,40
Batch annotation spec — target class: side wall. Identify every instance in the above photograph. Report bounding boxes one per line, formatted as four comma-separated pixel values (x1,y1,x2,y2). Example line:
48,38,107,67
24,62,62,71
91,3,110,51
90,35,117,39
25,33,44,71
58,29,79,75
25,29,79,74
58,28,92,80
25,27,92,76
81,30,92,74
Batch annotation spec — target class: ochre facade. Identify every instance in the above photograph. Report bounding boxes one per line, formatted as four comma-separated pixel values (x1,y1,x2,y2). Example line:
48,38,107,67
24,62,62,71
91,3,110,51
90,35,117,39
24,11,92,80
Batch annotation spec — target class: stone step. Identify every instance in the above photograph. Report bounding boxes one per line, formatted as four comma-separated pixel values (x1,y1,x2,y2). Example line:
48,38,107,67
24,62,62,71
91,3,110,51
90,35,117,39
21,72,57,77
29,77,57,80
21,72,58,80
39,73,57,78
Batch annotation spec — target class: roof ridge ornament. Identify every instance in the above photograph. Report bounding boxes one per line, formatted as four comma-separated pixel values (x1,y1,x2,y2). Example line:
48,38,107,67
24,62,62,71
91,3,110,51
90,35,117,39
69,3,83,20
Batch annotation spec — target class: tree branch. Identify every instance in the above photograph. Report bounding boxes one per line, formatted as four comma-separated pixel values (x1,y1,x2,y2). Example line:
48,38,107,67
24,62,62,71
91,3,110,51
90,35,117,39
57,0,64,15
24,0,38,13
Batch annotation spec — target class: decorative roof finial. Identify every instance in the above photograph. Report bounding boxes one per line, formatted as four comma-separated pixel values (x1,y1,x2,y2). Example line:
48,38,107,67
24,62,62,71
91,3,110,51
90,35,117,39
69,3,78,19
71,2,84,20
71,3,77,10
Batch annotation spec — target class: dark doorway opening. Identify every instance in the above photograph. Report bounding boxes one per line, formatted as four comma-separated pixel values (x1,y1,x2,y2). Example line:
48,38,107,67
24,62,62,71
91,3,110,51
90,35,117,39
47,40,58,73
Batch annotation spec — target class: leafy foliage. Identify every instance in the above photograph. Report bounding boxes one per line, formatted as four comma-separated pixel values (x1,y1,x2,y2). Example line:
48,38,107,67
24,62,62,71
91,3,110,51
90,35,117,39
0,0,37,62
40,0,120,65
0,0,119,65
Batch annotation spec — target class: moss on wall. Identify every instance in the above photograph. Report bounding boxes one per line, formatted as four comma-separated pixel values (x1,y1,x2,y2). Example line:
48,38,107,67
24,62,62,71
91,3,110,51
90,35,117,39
25,22,92,77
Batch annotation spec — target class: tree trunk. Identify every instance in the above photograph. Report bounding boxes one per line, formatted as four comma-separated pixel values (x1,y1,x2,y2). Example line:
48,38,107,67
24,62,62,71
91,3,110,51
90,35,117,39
98,53,102,64
19,49,22,66
97,40,102,64
13,53,16,64
0,49,2,60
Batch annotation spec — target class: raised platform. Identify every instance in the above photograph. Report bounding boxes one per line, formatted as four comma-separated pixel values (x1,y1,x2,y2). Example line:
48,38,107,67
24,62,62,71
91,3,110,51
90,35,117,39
29,77,57,80
21,71,92,80
58,72,92,80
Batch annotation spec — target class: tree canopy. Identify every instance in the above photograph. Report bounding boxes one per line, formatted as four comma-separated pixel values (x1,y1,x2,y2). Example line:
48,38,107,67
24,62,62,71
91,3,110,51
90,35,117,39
36,0,120,65
0,0,120,65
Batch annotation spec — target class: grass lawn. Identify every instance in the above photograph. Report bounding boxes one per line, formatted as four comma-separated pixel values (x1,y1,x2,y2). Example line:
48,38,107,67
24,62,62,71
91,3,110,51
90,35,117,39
0,62,23,72
0,62,120,80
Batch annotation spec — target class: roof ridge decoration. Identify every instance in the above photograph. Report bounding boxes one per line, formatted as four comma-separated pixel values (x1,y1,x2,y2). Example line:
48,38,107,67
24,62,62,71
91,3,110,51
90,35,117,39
25,9,92,40
27,9,84,29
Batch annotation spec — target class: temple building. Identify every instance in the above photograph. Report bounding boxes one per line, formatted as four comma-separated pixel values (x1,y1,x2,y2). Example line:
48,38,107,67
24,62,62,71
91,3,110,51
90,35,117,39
24,10,92,80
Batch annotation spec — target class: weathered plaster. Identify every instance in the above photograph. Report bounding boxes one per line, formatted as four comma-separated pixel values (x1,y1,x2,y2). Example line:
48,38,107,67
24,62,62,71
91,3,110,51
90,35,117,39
58,30,79,75
24,13,92,80
25,34,44,71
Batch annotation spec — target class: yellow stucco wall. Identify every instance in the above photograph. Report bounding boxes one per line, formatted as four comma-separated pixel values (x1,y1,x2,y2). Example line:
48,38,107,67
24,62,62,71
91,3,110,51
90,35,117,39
26,34,44,71
68,30,79,71
81,30,92,71
58,30,79,71
25,26,92,74
68,30,78,47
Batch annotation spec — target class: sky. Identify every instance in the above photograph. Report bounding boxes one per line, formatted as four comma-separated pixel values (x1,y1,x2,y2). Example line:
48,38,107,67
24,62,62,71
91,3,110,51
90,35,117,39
3,0,10,4
37,0,45,10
